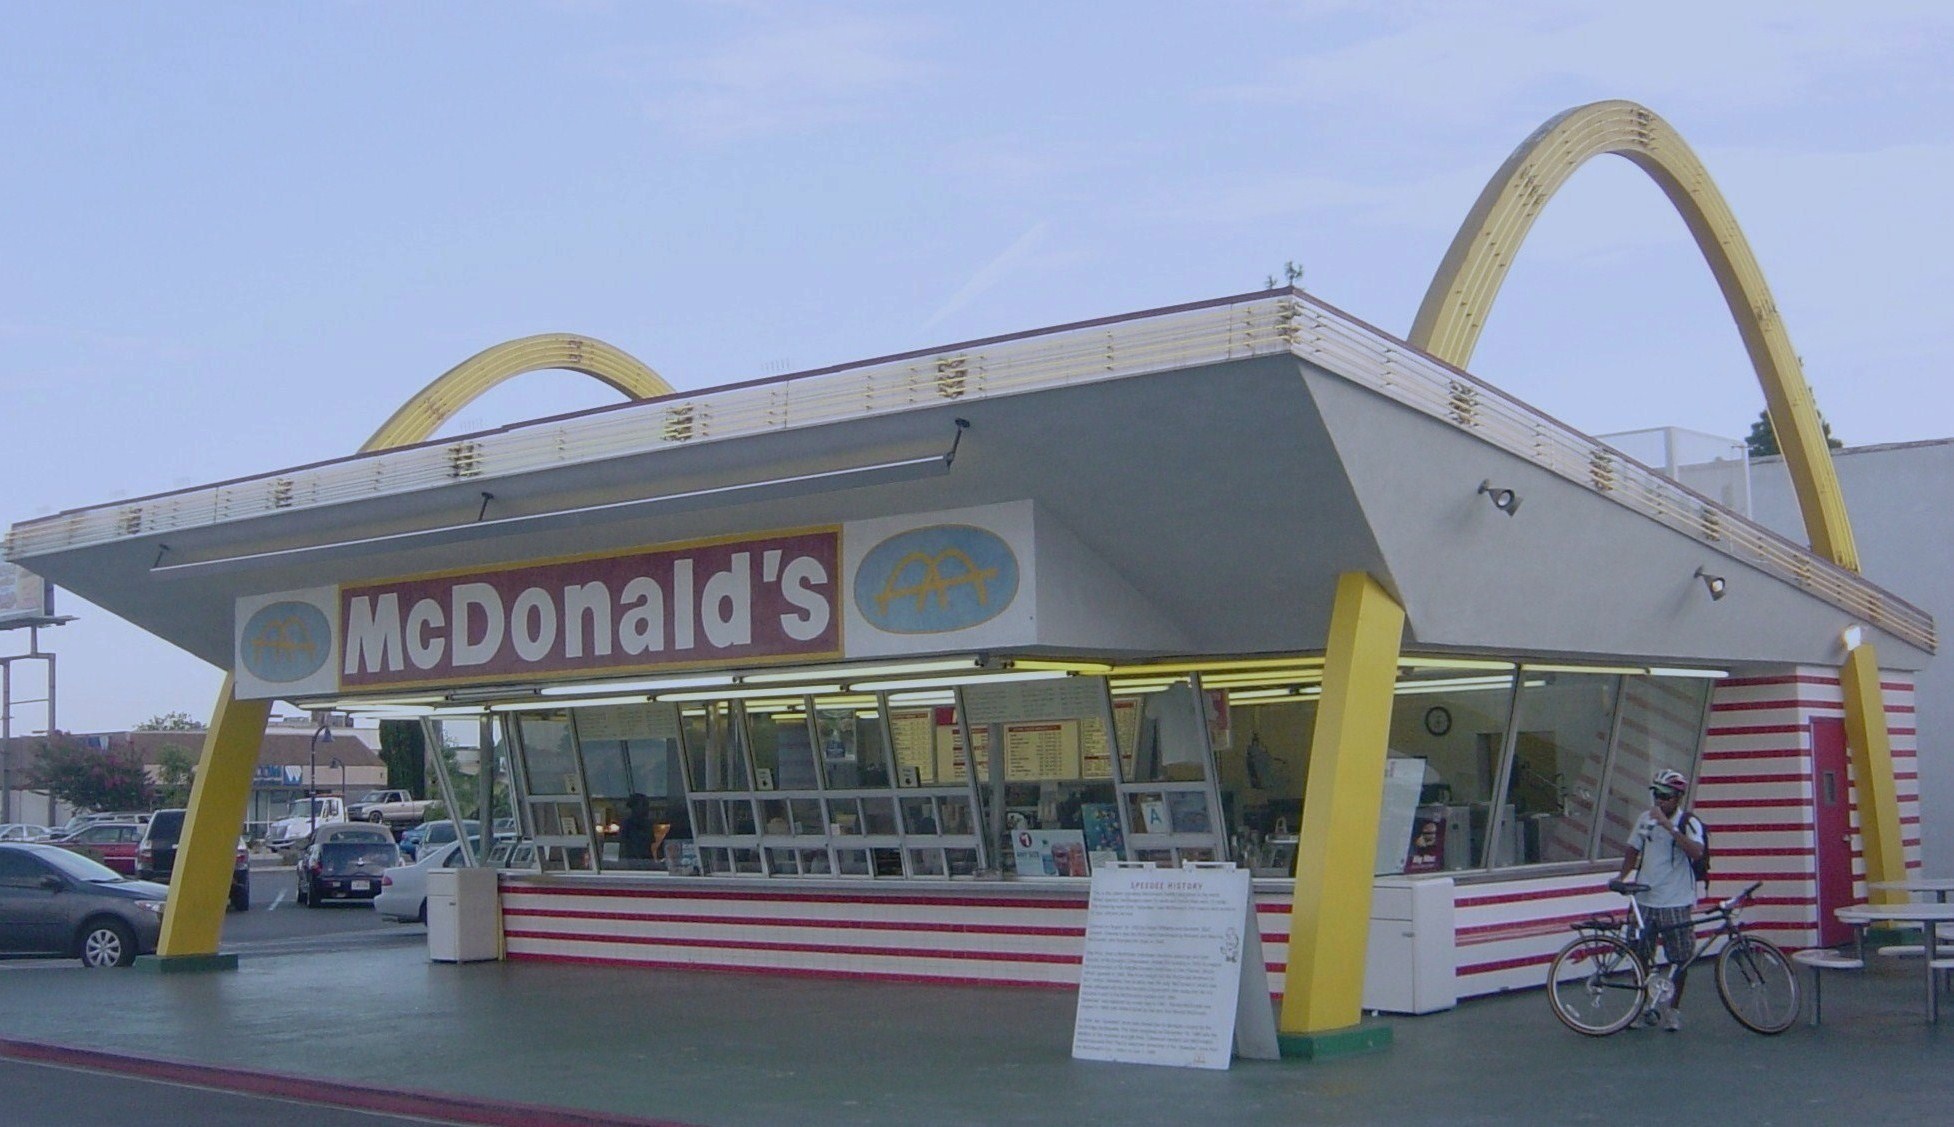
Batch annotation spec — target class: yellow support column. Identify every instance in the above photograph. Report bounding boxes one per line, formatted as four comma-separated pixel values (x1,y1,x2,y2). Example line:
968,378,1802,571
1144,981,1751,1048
1279,572,1404,1055
1841,644,1907,905
146,678,270,969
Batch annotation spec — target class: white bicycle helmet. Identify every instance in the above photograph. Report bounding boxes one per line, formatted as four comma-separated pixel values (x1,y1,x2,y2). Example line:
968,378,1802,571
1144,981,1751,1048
1651,768,1689,794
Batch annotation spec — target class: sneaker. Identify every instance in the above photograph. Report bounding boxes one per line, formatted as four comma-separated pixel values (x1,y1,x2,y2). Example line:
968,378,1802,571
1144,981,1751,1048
1663,1008,1683,1032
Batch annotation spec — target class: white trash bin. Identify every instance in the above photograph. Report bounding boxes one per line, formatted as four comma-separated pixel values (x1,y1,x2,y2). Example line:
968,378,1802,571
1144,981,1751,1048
427,866,503,963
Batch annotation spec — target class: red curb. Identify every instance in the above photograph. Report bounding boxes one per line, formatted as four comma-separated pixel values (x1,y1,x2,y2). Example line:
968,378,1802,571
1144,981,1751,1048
0,1036,698,1127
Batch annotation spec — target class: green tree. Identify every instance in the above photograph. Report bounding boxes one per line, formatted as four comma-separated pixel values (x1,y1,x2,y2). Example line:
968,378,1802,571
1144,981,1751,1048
153,744,197,807
1745,409,1843,458
25,736,155,812
378,720,428,797
135,710,202,731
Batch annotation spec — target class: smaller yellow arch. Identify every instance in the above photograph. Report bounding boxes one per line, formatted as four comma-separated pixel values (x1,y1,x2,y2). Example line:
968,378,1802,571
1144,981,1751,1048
362,333,674,452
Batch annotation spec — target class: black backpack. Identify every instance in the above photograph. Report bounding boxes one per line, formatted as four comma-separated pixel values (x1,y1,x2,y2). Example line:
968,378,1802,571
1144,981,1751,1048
1680,811,1710,883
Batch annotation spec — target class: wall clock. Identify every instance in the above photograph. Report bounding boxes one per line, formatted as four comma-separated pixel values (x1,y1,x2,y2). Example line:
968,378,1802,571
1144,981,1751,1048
1424,706,1453,737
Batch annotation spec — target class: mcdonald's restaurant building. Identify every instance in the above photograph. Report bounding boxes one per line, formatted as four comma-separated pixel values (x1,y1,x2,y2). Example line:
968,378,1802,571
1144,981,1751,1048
5,282,1931,1039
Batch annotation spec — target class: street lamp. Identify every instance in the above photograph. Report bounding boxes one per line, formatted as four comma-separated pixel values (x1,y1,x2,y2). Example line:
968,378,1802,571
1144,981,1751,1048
309,723,333,838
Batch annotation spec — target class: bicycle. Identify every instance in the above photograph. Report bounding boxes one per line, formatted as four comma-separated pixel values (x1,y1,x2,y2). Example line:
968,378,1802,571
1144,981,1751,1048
1546,879,1800,1036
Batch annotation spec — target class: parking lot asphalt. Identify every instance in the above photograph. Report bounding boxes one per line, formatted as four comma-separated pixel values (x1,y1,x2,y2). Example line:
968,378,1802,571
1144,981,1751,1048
2,939,1952,1126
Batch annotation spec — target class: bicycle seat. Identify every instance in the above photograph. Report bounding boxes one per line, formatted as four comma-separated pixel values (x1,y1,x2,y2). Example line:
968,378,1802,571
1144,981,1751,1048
1607,879,1650,895
1575,916,1623,932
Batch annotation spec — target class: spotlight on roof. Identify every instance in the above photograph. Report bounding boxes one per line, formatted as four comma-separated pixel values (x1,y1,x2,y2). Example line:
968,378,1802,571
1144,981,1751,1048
1476,479,1522,516
1693,566,1728,602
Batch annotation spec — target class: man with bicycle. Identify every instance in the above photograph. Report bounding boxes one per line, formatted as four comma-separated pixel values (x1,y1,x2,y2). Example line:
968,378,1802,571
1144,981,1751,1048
1612,768,1706,1031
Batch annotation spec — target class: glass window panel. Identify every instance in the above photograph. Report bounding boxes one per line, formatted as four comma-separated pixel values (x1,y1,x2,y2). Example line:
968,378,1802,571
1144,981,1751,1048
763,709,822,790
1384,668,1518,873
940,797,976,837
723,799,758,836
1220,699,1312,873
834,847,871,876
693,799,726,837
815,709,865,789
788,798,824,835
760,799,792,836
1600,677,1713,858
519,717,578,796
826,797,862,835
856,712,893,788
1495,671,1622,867
907,848,947,876
730,848,763,874
797,848,832,874
900,797,939,834
691,702,752,792
945,848,980,876
860,797,898,835
766,846,799,874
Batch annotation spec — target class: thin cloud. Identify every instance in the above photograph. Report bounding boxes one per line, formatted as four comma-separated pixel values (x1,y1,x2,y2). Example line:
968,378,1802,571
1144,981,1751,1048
919,221,1052,334
608,12,936,141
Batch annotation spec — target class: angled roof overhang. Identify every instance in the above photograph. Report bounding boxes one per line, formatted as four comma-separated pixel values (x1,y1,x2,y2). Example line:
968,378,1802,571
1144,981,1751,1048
5,291,1933,683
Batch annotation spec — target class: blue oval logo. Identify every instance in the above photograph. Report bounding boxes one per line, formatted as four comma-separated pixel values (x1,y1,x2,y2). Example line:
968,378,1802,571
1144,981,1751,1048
855,524,1020,634
241,601,332,683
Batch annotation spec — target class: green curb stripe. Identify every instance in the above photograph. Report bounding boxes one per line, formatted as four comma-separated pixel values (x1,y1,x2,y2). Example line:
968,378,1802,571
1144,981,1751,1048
1277,1022,1393,1061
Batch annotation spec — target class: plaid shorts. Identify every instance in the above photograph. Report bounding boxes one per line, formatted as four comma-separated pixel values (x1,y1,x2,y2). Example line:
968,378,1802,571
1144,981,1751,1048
1637,903,1697,971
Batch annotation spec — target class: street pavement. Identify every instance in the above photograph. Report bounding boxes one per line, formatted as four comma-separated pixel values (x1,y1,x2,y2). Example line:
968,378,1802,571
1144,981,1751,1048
3,933,1953,1125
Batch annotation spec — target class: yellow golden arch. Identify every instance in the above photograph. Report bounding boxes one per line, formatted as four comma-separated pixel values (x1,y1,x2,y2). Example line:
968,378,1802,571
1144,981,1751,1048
1404,99,1902,903
157,335,668,960
1280,101,1909,1043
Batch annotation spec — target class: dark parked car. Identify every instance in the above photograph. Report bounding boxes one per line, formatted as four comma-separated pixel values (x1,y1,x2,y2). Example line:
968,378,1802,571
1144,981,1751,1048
135,809,251,912
296,824,400,907
0,842,167,966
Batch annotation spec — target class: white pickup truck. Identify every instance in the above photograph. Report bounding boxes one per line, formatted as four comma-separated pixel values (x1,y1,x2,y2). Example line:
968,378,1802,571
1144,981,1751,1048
346,789,437,827
265,796,346,857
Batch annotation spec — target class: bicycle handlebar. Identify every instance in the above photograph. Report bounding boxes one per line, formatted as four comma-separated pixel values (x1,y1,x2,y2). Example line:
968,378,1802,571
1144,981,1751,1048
1717,880,1763,913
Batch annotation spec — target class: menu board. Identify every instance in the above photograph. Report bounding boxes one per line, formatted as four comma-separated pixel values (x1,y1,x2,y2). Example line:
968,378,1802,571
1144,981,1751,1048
1002,722,1082,781
1081,699,1142,779
575,702,680,742
936,722,992,783
962,676,1108,725
889,709,936,784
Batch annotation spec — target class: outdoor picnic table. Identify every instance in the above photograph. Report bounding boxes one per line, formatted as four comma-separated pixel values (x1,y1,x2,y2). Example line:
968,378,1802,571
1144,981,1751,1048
1867,877,1954,903
1835,902,1954,1022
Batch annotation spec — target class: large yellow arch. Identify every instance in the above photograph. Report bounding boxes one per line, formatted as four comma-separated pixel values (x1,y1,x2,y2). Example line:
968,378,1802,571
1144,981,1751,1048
1409,99,1905,903
363,333,674,452
1410,99,1857,570
158,334,669,960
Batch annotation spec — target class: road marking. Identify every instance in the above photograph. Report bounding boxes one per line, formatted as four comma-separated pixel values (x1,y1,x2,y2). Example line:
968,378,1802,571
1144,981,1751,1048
268,890,288,911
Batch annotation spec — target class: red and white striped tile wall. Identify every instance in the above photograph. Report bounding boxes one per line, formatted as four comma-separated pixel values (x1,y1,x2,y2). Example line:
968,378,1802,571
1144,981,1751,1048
500,670,1916,999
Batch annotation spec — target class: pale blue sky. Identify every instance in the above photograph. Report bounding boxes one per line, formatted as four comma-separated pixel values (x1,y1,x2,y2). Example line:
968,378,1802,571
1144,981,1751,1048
5,1,1952,730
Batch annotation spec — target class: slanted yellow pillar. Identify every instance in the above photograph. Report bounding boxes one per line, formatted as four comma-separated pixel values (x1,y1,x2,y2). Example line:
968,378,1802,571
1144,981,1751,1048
1841,644,1907,904
152,332,666,966
156,679,269,958
1280,572,1405,1036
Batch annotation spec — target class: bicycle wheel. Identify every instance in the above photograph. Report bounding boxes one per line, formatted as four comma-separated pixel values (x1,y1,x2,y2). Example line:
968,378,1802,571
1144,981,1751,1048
1716,936,1800,1034
1547,933,1647,1035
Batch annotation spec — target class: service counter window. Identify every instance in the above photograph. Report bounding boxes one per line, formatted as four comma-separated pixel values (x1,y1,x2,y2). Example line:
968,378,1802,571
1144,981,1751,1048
574,703,688,872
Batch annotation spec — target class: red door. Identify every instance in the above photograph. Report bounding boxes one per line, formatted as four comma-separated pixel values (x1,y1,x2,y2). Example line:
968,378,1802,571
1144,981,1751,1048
1811,717,1853,947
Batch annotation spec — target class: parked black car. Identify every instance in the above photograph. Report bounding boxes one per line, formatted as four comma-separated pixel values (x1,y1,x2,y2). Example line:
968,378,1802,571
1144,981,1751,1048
136,808,251,911
0,842,167,967
296,824,400,907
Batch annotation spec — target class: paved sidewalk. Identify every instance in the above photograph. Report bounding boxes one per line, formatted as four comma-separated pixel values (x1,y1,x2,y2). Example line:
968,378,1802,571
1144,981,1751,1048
2,941,1950,1125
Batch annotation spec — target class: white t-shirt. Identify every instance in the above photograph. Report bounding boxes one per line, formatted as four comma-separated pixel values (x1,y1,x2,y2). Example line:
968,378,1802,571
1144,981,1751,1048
1629,810,1705,908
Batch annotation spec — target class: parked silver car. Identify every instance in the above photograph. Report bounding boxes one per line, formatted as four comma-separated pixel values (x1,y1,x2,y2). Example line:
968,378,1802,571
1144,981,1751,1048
0,842,167,967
